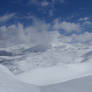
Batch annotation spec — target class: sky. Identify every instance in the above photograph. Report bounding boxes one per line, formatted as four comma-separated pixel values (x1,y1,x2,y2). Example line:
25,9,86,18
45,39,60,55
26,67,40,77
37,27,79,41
0,0,92,23
0,0,92,47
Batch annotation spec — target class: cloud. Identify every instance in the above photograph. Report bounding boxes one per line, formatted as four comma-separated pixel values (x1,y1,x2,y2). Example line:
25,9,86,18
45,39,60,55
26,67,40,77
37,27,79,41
50,31,92,45
0,18,53,48
29,0,64,7
59,0,65,3
61,21,81,32
41,1,49,7
0,13,15,23
52,0,65,3
70,32,92,44
0,23,92,48
79,17,89,21
27,0,65,17
78,17,92,25
53,19,81,32
29,0,39,5
0,16,92,48
28,0,49,7
49,10,54,16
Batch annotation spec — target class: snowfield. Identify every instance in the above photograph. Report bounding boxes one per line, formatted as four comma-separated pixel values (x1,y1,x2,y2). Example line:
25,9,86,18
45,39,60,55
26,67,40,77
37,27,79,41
17,62,92,86
0,65,40,92
1,41,92,92
40,75,92,92
1,64,92,92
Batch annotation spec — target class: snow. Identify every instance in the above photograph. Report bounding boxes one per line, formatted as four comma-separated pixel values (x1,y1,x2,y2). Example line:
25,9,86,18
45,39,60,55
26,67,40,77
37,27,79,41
1,41,92,91
1,22,92,92
17,62,92,86
40,75,92,92
1,64,92,92
10,43,92,74
0,65,40,92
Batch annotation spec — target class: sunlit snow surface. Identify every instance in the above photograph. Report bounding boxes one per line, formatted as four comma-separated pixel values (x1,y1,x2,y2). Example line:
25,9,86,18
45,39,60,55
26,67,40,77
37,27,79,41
17,62,92,86
1,42,92,75
1,41,92,91
0,65,40,92
1,64,92,92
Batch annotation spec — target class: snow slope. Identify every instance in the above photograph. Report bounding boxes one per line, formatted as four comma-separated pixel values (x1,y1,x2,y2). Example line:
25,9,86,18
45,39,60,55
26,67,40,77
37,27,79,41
1,41,92,75
1,41,92,92
0,65,40,92
17,61,92,86
40,75,92,92
1,64,92,92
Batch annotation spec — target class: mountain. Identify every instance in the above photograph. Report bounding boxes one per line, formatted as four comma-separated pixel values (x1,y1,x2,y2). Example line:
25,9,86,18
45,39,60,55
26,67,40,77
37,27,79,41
0,41,92,92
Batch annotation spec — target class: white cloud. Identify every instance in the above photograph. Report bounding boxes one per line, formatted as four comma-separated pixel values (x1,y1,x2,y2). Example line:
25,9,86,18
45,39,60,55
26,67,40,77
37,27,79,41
48,8,55,17
29,0,64,7
0,16,92,48
53,20,81,32
28,0,65,17
0,13,15,23
29,0,49,7
49,31,92,45
77,17,92,26
79,17,89,21
82,20,92,25
70,32,92,44
61,21,81,32
60,0,65,3
52,0,64,3
0,18,53,48
41,1,49,7
0,22,92,48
